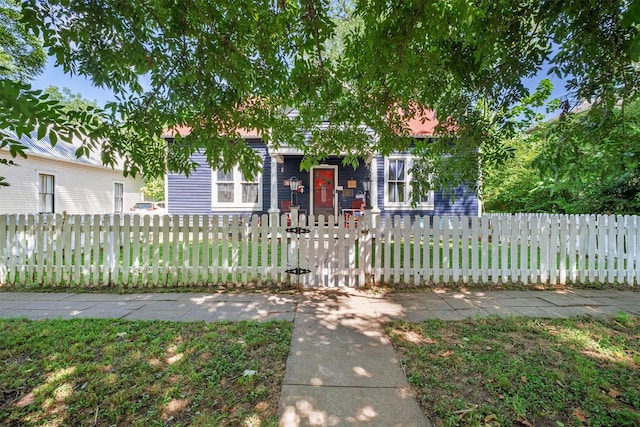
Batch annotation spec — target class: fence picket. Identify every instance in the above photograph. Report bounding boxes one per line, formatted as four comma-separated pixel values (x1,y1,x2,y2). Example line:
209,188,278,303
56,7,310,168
529,216,539,283
498,216,507,284
258,216,268,285
71,215,81,286
577,215,586,283
411,218,421,284
121,215,131,287
16,215,26,283
510,215,519,283
635,216,640,285
423,216,432,283
5,215,15,285
480,216,489,283
0,215,6,285
348,218,356,286
461,216,469,284
24,215,35,283
270,216,279,284
432,216,441,283
471,217,479,283
111,214,122,286
162,217,172,286
540,215,550,284
568,215,577,283
519,216,529,285
616,215,625,284
588,215,607,283
191,215,201,285
628,216,638,285
549,215,559,285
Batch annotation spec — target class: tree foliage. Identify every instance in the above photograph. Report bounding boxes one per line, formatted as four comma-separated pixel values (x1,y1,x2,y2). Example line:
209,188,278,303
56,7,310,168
483,97,640,214
0,0,43,80
141,176,165,203
0,1,107,187
8,0,640,195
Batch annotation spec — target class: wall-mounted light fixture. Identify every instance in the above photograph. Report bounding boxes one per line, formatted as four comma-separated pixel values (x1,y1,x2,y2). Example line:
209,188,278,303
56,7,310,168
289,176,300,206
362,174,372,209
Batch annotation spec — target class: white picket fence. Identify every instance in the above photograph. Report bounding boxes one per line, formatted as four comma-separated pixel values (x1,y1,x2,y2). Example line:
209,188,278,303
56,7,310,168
1,213,638,288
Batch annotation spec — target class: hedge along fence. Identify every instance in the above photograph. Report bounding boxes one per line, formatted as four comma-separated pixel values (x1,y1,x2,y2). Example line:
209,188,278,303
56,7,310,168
1,213,638,288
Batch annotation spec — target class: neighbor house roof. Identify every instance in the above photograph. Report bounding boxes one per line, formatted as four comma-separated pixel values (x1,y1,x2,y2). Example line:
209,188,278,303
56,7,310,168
1,129,125,170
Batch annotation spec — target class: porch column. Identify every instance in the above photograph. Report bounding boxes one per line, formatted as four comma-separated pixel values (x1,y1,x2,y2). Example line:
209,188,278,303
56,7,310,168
369,157,381,213
268,155,280,224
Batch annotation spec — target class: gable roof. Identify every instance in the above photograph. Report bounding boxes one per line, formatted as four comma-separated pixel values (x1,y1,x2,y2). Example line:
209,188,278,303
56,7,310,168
1,129,124,170
405,110,439,136
164,107,439,140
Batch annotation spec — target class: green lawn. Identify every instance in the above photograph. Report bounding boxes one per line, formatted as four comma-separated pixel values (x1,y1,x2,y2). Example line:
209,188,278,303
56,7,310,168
388,313,640,426
0,318,293,426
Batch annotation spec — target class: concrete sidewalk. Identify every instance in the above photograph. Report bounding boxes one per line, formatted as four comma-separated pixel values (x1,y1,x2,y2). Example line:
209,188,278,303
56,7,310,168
0,291,298,322
279,290,429,426
1,288,639,426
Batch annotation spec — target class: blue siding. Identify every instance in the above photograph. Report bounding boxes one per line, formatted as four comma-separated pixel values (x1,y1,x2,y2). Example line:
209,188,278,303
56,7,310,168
167,139,270,216
167,151,212,215
374,154,478,219
278,156,308,211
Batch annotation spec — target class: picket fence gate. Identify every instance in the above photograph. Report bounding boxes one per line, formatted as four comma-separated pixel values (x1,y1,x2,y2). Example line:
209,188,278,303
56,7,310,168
1,213,638,288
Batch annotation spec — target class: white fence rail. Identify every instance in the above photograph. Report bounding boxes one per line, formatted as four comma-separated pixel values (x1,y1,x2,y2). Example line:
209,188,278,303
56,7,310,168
1,213,638,288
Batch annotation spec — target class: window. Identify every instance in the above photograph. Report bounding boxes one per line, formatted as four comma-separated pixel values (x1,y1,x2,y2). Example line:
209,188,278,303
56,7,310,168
387,159,407,203
384,156,434,209
39,174,55,213
114,183,124,212
216,170,234,203
212,167,261,210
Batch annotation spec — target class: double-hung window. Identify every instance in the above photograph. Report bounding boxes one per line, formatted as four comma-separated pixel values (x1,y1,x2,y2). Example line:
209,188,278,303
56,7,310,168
212,167,262,211
114,182,124,212
384,155,434,209
39,173,55,213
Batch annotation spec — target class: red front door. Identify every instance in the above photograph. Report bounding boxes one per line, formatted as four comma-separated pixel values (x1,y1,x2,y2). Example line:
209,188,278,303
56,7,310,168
312,167,336,218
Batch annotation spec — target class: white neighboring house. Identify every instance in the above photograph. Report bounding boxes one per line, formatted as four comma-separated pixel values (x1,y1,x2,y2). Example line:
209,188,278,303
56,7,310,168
0,130,144,215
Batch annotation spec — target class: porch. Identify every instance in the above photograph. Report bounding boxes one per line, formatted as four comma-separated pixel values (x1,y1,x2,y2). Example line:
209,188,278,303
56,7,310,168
267,153,377,221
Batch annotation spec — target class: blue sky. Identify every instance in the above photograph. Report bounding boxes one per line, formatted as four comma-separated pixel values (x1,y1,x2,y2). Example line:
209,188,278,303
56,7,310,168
31,58,116,107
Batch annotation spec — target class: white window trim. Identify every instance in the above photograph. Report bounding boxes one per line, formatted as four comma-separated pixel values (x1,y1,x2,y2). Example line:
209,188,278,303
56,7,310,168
383,155,434,210
36,170,56,214
113,181,125,213
211,166,262,212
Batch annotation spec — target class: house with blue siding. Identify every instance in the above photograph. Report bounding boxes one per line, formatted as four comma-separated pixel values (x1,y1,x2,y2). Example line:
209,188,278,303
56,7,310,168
165,111,480,221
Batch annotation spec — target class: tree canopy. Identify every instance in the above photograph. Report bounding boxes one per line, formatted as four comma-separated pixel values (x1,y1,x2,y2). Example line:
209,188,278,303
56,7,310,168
6,0,640,195
484,96,640,214
0,0,107,187
0,0,43,80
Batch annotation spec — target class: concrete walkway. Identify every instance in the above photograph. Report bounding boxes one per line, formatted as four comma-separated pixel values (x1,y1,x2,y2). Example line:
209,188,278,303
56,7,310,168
1,288,639,426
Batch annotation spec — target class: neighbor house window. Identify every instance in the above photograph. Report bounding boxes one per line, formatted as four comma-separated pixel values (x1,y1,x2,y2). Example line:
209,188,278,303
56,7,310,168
212,167,261,211
39,173,55,213
384,156,434,209
114,182,124,212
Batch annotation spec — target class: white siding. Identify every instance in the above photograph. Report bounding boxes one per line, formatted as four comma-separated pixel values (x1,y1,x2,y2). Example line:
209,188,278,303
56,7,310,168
0,151,144,215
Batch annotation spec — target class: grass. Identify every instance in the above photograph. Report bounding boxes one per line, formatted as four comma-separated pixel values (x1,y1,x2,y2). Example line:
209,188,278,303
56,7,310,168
387,313,640,427
0,318,293,426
